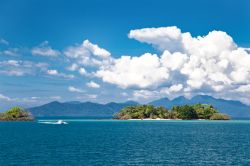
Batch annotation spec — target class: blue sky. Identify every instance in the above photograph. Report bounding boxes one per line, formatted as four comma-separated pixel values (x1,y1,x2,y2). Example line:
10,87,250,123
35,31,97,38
0,0,250,110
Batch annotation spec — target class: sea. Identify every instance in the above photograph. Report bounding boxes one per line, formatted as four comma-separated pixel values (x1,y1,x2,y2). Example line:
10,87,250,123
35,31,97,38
1,117,250,165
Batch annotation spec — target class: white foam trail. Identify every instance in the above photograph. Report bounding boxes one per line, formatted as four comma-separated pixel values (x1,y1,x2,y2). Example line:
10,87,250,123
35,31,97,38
38,120,68,124
38,121,59,124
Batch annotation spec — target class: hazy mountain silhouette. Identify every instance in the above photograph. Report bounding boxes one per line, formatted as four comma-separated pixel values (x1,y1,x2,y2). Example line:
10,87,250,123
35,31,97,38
149,95,250,118
29,95,250,118
29,101,138,117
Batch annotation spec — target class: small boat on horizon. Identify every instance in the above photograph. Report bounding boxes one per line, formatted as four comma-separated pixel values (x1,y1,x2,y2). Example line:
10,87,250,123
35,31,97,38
55,120,68,124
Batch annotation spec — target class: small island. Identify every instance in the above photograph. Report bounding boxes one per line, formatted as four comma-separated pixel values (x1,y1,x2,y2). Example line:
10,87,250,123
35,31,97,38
0,107,33,121
114,104,230,120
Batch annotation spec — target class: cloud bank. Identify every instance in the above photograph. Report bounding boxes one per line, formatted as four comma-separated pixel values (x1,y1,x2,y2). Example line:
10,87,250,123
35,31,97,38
1,26,250,104
0,60,48,76
95,26,250,102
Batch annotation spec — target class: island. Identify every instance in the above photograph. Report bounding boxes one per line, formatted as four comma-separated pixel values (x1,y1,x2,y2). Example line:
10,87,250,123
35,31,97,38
114,104,230,120
0,107,33,121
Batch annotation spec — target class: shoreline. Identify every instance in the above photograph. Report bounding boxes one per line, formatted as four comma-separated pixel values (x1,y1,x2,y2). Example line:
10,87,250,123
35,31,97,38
127,118,217,121
127,118,207,121
0,118,34,122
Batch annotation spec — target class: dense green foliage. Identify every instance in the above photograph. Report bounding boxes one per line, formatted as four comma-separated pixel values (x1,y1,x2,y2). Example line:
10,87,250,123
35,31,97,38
210,113,230,120
193,104,218,119
114,105,169,119
171,105,198,119
114,104,230,120
0,107,33,121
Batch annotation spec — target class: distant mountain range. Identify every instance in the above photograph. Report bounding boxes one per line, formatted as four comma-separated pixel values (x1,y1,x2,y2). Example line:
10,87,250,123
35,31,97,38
28,100,138,117
149,95,250,118
28,95,250,118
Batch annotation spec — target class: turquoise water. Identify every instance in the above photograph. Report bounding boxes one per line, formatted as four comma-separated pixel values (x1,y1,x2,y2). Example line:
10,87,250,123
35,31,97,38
1,119,250,165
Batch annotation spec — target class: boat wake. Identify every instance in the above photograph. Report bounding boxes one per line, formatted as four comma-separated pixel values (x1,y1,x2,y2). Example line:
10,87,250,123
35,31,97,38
38,120,68,125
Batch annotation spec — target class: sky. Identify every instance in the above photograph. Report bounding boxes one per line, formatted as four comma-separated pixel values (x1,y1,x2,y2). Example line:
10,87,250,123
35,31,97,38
0,0,250,110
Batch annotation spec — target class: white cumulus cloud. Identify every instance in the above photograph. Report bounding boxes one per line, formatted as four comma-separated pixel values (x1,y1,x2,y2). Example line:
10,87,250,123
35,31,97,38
0,60,49,76
67,63,79,71
0,94,11,101
161,84,184,94
47,69,58,75
79,67,87,76
32,41,60,57
128,26,184,52
96,53,169,89
64,40,111,66
0,48,20,56
95,26,250,104
86,81,100,88
46,69,74,79
68,86,84,93
83,40,111,58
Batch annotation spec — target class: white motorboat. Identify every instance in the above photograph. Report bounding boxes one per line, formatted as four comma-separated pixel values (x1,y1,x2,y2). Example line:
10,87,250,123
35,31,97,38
55,120,68,124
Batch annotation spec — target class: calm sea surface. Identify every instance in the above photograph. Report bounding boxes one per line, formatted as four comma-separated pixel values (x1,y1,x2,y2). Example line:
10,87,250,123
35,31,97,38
1,118,250,165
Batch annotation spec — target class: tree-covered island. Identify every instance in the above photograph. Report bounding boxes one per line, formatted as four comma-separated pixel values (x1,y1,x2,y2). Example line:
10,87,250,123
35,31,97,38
0,107,33,121
114,104,230,120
